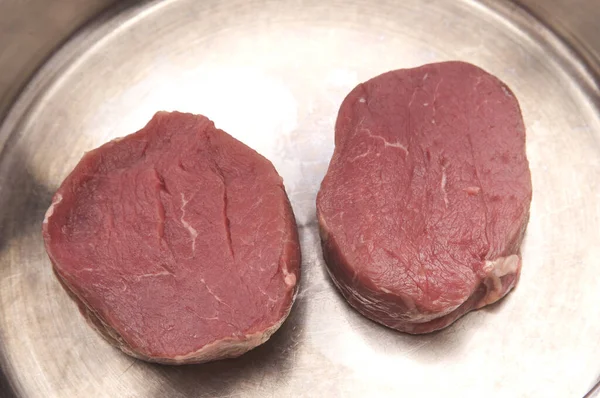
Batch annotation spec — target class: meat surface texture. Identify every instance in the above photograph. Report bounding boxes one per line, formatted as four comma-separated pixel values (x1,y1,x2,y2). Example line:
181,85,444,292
43,111,301,364
317,61,532,334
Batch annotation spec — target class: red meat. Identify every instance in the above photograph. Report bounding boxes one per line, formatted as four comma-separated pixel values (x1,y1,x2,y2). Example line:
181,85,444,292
43,111,300,363
317,61,532,334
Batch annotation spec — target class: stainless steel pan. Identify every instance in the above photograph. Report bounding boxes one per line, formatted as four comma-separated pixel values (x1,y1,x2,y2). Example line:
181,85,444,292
1,1,599,396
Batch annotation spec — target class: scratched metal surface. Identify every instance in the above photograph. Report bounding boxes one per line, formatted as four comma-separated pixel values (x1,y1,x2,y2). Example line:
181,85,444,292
0,0,599,397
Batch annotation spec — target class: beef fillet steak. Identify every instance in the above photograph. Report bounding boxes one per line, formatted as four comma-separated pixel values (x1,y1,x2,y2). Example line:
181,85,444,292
43,111,300,363
317,61,532,334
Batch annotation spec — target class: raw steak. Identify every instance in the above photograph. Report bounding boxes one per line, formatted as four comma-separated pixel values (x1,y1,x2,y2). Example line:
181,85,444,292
317,61,532,334
43,111,300,364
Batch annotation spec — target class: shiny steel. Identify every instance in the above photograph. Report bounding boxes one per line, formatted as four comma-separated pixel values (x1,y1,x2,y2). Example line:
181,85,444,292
1,0,599,397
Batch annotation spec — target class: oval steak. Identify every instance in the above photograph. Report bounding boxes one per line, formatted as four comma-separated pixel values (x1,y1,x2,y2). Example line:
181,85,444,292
43,111,301,363
317,61,532,334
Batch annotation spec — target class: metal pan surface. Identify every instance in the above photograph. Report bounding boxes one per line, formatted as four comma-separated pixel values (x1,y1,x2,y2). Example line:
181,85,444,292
0,0,599,397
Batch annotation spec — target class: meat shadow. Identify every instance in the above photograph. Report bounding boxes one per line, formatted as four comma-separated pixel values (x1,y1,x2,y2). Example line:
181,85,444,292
308,217,478,364
143,243,310,397
143,285,307,398
0,145,54,258
339,290,500,363
326,217,532,364
330,262,519,365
